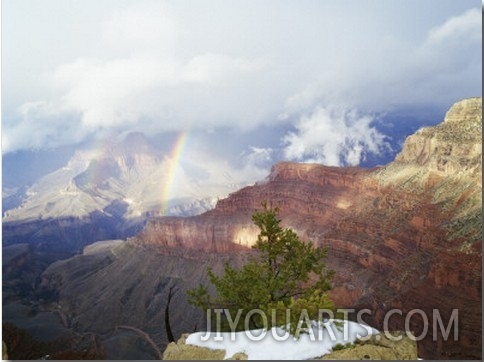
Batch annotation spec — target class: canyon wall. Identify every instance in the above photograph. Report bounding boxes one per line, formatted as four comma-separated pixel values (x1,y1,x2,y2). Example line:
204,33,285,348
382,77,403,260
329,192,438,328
36,98,482,360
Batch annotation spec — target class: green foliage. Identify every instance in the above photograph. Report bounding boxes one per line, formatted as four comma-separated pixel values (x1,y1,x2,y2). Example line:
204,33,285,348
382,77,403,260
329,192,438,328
265,289,334,336
187,284,210,311
188,202,335,333
332,342,354,351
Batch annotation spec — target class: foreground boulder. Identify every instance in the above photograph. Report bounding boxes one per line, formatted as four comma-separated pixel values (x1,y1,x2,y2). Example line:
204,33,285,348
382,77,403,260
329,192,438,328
163,331,417,360
320,331,417,360
162,334,229,360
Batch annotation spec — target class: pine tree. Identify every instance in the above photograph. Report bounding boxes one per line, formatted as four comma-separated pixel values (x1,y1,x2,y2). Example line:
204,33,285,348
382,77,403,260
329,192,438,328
188,202,335,333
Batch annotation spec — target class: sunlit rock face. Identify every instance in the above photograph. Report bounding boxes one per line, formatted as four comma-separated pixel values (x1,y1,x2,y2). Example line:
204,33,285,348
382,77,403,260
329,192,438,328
395,97,482,176
34,98,481,359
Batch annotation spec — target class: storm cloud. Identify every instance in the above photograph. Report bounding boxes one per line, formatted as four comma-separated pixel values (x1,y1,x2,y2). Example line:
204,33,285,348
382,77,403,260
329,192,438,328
2,0,481,168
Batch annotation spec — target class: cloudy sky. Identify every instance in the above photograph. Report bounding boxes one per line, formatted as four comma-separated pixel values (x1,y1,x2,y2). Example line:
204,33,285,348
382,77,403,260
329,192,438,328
2,0,482,177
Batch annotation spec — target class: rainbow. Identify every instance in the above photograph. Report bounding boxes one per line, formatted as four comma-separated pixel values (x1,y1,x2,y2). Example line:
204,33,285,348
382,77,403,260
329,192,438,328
76,131,190,216
160,131,189,215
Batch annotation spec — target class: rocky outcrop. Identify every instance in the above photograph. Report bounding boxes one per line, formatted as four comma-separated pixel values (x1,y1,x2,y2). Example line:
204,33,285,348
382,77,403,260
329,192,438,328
2,321,106,360
162,331,417,360
137,164,378,254
394,97,481,176
2,340,8,360
320,332,417,360
137,215,258,253
162,334,228,360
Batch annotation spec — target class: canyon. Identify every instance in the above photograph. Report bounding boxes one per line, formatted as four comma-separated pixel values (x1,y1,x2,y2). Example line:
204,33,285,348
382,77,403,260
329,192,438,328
133,98,481,359
3,98,481,359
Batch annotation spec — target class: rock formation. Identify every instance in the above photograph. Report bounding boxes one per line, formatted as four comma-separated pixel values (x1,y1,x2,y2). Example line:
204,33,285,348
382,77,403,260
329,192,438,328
320,332,418,360
36,239,249,358
162,334,227,360
162,331,418,360
34,97,481,359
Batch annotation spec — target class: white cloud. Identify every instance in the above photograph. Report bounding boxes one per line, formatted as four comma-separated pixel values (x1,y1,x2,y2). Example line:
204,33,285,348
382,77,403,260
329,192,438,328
427,8,481,44
280,7,482,114
4,51,271,152
2,1,481,154
50,56,181,129
182,54,267,83
102,1,177,55
170,144,271,200
282,106,389,166
73,53,267,127
420,8,482,75
241,146,274,168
